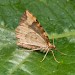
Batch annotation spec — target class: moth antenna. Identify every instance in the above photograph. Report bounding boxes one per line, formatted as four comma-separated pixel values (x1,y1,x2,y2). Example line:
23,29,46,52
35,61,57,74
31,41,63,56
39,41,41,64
40,49,49,62
52,36,67,55
50,50,60,63
52,36,54,46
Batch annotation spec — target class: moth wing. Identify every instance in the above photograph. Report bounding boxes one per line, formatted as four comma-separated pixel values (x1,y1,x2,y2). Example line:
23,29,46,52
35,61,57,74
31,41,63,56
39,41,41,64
15,10,49,49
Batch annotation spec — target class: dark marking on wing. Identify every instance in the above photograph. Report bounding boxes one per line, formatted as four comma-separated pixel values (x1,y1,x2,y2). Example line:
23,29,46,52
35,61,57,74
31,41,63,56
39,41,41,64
29,21,50,44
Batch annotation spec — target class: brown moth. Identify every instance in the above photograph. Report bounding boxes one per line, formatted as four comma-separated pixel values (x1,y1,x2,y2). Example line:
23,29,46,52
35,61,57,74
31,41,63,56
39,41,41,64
15,10,65,63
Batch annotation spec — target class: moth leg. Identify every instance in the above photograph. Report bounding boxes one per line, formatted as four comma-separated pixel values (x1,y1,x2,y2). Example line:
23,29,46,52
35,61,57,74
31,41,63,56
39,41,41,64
40,49,49,62
55,49,67,55
50,50,60,63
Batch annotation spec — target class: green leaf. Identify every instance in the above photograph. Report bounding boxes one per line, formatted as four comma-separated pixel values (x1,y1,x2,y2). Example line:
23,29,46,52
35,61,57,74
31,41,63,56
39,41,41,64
0,0,75,75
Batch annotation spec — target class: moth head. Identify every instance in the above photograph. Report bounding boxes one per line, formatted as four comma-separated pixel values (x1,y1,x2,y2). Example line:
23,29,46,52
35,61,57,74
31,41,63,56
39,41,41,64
48,42,56,49
50,44,56,49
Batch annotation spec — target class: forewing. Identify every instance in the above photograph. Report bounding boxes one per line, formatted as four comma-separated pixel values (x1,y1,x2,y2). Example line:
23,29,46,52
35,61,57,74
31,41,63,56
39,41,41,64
15,10,49,49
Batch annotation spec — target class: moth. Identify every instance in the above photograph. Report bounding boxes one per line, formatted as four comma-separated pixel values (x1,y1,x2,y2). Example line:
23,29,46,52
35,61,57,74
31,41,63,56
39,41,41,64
15,10,65,63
